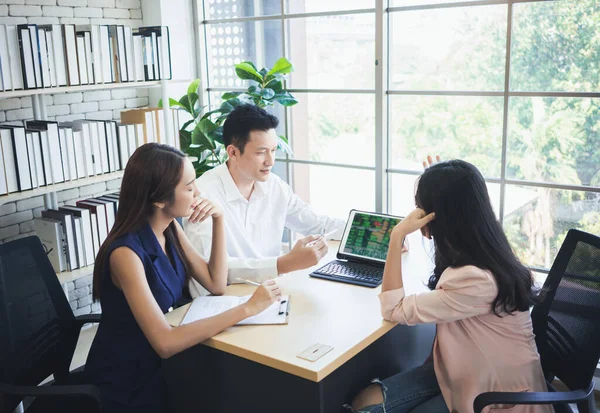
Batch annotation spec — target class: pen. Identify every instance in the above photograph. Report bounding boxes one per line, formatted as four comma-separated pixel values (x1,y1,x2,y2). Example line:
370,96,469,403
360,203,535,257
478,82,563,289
306,229,339,247
235,278,261,286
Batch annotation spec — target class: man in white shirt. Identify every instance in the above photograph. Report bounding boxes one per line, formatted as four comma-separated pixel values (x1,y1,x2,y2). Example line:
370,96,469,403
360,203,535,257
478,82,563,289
184,104,346,297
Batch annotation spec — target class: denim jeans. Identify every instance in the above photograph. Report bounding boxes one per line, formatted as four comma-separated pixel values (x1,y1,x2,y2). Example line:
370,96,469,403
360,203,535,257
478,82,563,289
345,362,450,413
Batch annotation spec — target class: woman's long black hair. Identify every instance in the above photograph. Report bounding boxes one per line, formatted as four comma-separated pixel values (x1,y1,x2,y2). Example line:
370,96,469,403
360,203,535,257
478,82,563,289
415,160,539,315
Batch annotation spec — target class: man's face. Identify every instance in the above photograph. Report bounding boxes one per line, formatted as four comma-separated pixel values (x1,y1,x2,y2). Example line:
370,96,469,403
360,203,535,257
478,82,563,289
234,128,278,183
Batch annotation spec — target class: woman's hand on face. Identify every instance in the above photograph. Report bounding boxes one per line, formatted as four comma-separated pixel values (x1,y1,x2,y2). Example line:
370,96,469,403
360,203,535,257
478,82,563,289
422,155,441,169
189,197,223,223
393,208,435,238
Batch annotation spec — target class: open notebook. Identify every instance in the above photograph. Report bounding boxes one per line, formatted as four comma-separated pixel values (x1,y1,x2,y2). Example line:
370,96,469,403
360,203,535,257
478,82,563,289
180,295,290,326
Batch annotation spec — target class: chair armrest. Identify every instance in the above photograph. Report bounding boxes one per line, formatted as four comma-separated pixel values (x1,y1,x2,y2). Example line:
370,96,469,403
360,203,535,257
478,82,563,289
73,313,101,327
0,383,101,411
474,384,594,413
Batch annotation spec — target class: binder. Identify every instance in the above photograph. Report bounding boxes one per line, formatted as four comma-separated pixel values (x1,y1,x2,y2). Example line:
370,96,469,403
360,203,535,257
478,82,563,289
123,25,133,83
17,25,36,89
0,25,13,91
117,123,129,168
0,125,31,191
76,200,108,246
43,28,57,87
59,205,95,266
0,127,18,193
42,209,79,271
58,127,71,181
99,25,112,83
59,126,78,182
27,25,43,88
90,120,110,173
75,34,88,85
0,134,8,195
78,25,102,84
62,24,80,86
6,25,24,90
37,27,50,88
125,124,136,162
50,24,67,86
24,131,37,188
34,217,67,272
25,120,60,185
132,33,144,82
30,129,46,186
137,26,171,80
142,34,154,80
88,120,104,175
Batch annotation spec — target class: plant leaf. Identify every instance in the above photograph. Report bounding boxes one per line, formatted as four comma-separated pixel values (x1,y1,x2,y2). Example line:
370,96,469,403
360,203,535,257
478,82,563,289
235,62,263,83
179,93,199,113
187,79,201,96
277,135,293,155
158,98,185,109
199,118,218,135
274,91,299,107
260,88,275,99
191,123,216,150
208,126,224,145
267,57,294,76
259,68,268,78
221,92,242,100
181,119,195,131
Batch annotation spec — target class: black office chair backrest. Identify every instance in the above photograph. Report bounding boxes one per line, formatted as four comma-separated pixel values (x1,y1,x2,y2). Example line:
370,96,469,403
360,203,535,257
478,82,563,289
531,229,600,391
0,236,76,390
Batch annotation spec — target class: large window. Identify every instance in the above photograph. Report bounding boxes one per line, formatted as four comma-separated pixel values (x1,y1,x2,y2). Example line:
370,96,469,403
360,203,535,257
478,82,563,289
197,0,600,271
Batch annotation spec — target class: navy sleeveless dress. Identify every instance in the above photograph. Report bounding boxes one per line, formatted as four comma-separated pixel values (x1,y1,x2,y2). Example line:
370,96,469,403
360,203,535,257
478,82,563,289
84,223,187,413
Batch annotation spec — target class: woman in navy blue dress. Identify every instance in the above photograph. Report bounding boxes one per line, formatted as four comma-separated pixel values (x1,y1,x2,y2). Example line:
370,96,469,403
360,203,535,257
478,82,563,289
84,143,282,413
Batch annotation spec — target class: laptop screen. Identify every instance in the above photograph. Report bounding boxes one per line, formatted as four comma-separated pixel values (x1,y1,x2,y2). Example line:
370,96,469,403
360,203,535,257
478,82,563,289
339,210,403,264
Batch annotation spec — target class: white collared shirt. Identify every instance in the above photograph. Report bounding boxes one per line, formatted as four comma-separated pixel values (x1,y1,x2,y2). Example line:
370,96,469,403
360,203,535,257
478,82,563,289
184,163,346,298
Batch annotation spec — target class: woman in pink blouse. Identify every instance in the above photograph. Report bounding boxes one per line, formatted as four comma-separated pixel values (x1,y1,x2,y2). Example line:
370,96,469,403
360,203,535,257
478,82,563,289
348,159,553,413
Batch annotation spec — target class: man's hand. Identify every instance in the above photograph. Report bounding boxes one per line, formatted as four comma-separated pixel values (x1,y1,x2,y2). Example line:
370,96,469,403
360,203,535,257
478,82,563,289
277,235,328,274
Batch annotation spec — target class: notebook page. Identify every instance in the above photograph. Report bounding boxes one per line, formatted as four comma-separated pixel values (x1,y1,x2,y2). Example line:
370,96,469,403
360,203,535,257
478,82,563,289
181,295,245,325
180,295,289,325
237,295,289,325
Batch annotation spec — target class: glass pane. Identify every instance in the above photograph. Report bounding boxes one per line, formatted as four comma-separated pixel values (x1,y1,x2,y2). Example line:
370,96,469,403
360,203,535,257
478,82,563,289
205,20,283,88
389,95,504,178
389,173,418,217
287,14,375,89
286,0,374,14
503,185,600,268
292,164,375,220
389,6,507,91
204,0,281,20
507,97,600,187
289,93,375,167
511,0,599,92
389,174,500,219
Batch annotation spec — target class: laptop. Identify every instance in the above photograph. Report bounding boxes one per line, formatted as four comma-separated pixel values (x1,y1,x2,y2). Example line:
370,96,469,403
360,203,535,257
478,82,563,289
310,209,403,288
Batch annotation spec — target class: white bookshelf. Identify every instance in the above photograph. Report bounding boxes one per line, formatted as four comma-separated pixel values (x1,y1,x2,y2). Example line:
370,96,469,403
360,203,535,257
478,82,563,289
0,80,167,99
0,171,124,205
57,264,95,286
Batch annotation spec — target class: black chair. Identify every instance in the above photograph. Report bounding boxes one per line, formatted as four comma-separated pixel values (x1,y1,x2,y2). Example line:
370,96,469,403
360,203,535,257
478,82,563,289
0,236,101,413
474,229,600,413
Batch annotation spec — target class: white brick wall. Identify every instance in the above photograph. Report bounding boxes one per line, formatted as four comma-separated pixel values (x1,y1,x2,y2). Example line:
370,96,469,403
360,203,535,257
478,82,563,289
0,0,148,316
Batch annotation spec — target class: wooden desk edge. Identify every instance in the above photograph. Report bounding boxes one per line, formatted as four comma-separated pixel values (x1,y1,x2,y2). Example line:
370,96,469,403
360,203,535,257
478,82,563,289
166,305,397,382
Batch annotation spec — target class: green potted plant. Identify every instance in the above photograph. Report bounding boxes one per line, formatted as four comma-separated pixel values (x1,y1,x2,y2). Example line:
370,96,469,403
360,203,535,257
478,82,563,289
160,57,298,178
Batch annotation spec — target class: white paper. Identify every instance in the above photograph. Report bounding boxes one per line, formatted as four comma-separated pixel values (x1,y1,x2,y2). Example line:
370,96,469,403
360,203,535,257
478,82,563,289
181,295,289,326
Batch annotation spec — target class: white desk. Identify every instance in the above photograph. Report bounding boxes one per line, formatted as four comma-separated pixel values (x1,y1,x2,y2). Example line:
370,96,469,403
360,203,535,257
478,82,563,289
164,231,437,413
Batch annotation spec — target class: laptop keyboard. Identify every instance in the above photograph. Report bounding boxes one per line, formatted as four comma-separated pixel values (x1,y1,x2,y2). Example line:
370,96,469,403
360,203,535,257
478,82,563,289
311,261,383,287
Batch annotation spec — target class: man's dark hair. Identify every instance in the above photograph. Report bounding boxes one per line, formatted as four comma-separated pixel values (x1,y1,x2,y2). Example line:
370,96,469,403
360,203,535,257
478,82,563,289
223,104,279,153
